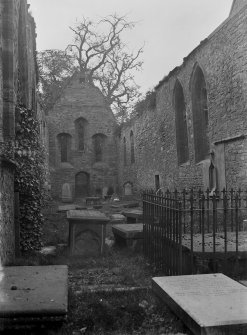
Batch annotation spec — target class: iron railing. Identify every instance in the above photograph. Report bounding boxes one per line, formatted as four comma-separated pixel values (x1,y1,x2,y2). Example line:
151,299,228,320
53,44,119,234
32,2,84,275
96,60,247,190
143,189,247,277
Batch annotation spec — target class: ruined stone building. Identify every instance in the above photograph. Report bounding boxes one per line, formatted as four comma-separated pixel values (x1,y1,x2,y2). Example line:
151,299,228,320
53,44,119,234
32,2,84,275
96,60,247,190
119,0,247,195
0,0,43,264
47,72,118,201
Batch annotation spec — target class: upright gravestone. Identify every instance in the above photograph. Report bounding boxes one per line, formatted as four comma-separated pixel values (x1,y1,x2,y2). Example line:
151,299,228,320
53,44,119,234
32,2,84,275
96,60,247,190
152,273,247,335
124,183,132,196
61,183,72,203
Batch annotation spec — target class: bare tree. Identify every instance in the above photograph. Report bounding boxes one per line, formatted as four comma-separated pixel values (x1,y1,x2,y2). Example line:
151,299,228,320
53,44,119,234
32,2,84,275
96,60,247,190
38,49,76,112
66,14,143,120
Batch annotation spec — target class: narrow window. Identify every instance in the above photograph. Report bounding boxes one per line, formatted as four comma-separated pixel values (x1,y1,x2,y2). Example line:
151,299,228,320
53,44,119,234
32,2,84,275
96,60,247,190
191,65,209,163
155,175,160,191
130,131,135,164
123,137,127,166
174,80,189,164
92,133,107,162
57,133,71,162
75,117,88,151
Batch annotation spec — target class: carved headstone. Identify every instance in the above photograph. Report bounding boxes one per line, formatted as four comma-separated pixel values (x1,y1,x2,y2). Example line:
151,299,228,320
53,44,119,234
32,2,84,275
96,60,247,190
61,183,72,203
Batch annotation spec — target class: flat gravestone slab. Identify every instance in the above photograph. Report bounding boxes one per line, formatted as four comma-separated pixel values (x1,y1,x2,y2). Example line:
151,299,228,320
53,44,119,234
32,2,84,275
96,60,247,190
0,265,68,317
123,202,139,208
112,224,143,239
67,209,109,222
152,274,247,335
110,214,126,222
58,204,78,212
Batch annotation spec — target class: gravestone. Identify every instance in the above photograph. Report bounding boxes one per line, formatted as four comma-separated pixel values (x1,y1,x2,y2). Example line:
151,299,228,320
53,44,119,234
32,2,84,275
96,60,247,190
0,265,68,330
152,273,247,335
67,209,109,256
113,223,143,251
124,182,133,196
61,183,72,203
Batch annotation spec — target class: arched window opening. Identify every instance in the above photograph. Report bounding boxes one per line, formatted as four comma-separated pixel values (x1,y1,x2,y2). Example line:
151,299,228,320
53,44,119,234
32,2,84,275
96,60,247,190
123,137,127,166
75,172,90,197
209,161,217,192
130,131,135,164
57,133,71,162
174,80,189,165
92,133,107,162
191,65,209,163
75,117,88,151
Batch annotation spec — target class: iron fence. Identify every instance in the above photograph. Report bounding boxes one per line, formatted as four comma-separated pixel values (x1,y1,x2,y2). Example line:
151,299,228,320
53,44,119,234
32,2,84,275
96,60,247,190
143,189,247,277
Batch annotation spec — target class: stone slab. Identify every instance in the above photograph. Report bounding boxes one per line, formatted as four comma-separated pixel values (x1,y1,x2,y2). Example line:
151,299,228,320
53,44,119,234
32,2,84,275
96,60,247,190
152,273,247,335
112,224,143,239
110,214,126,223
58,204,78,212
121,209,143,223
67,209,109,223
0,265,68,317
123,202,139,208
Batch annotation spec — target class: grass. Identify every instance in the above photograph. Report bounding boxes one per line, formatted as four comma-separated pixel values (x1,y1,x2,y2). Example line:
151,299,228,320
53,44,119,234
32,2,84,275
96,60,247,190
4,200,190,334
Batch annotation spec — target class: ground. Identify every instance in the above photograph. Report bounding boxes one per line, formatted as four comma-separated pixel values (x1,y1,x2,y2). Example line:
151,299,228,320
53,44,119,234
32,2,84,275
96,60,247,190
3,198,191,334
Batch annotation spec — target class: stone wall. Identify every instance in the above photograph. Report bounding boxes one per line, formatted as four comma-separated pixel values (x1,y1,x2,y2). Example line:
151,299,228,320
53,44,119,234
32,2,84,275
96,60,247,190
0,0,38,264
0,161,15,264
47,73,118,200
119,1,247,194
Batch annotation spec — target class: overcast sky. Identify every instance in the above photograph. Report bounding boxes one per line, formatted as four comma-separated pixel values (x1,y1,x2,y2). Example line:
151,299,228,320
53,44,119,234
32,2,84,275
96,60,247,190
27,0,233,94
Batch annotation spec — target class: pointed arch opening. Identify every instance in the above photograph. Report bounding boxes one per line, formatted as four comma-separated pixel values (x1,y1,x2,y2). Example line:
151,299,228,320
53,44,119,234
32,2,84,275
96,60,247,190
123,137,127,166
191,65,209,163
92,133,107,162
130,130,135,164
75,117,88,151
174,80,189,165
57,133,72,162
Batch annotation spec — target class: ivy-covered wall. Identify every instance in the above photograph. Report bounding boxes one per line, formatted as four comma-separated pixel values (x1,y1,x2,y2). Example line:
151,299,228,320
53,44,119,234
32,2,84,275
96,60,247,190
0,0,40,264
0,161,15,264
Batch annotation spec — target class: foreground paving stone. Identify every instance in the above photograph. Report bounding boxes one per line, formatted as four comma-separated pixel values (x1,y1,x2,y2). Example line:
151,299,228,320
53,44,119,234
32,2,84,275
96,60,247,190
152,273,247,335
0,265,68,328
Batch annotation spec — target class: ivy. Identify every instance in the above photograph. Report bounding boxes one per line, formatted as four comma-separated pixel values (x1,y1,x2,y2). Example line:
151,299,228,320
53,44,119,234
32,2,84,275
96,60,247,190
15,105,48,251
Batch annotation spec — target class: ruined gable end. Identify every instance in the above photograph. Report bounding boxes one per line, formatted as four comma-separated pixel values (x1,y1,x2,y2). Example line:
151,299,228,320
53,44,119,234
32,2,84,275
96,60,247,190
229,0,247,16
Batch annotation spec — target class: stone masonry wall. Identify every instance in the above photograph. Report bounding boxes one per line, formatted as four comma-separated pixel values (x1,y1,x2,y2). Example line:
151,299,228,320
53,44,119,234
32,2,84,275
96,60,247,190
119,2,247,194
0,0,38,264
47,73,118,200
0,162,15,264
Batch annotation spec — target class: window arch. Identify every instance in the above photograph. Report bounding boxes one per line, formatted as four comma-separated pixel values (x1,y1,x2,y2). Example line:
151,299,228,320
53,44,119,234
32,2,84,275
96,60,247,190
92,133,107,162
191,65,209,163
57,133,71,162
123,137,127,166
174,80,189,165
75,117,88,151
130,130,135,164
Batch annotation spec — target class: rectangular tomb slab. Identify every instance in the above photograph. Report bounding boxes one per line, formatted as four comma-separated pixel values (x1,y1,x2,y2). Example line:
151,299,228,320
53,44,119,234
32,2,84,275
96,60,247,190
112,223,143,239
152,273,247,335
0,265,68,318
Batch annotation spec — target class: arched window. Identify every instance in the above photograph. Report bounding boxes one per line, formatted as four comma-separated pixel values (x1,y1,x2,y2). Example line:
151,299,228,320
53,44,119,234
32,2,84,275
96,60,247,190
191,65,209,163
130,131,135,164
174,80,189,165
123,137,127,166
57,133,71,162
92,133,107,162
75,117,88,151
